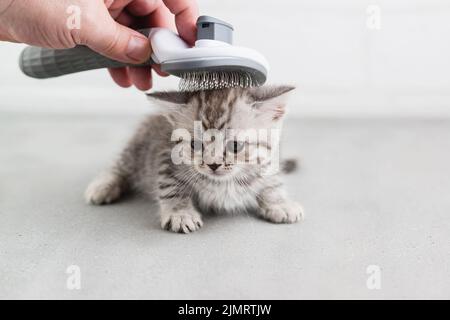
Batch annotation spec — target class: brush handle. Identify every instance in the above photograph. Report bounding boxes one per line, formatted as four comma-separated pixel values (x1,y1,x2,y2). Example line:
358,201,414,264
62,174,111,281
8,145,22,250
19,29,154,79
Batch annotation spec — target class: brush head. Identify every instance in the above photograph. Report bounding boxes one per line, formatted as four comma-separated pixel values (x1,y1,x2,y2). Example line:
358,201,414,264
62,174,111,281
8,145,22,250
179,71,257,91
150,16,269,92
165,55,267,91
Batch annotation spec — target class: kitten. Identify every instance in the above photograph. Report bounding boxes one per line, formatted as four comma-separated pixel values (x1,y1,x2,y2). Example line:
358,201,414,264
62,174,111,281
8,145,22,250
85,85,303,233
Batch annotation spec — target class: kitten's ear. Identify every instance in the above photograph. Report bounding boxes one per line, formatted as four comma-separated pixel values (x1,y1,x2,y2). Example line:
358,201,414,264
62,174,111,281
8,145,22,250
249,85,295,121
146,91,192,106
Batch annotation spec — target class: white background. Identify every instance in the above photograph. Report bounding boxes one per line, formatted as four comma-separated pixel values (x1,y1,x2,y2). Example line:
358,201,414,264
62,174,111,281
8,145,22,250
1,0,450,117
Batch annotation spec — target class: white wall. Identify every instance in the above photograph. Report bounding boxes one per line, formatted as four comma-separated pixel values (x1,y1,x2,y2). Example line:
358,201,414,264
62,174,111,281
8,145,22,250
1,0,450,117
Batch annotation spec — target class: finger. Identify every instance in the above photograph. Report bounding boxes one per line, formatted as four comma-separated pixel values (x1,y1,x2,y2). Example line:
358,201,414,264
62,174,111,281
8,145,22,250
83,14,151,64
116,10,134,26
127,0,175,30
108,68,132,88
152,64,169,77
147,2,176,31
104,0,115,9
128,66,153,91
108,8,123,19
126,0,162,17
162,0,198,45
108,0,134,18
108,0,134,10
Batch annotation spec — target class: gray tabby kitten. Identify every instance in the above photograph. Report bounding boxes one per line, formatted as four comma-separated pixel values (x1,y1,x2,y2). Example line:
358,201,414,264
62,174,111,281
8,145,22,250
85,85,303,233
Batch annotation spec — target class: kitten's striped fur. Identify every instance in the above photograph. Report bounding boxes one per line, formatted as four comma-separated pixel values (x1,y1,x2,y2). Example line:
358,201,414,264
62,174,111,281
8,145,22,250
85,85,303,233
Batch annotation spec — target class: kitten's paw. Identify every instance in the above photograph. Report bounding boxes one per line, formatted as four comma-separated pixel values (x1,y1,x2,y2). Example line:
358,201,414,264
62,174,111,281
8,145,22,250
161,210,203,234
261,201,304,224
85,172,122,205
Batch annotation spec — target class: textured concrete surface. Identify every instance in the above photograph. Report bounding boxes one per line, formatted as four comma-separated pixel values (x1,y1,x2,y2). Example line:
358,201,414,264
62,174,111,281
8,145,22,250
1,113,450,299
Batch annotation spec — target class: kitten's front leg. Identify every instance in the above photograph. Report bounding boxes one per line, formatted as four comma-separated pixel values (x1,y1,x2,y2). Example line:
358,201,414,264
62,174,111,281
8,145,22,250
157,161,203,233
159,195,203,234
257,183,304,224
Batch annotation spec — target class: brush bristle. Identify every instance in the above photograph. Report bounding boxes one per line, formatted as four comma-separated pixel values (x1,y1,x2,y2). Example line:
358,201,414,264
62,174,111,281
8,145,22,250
179,71,259,91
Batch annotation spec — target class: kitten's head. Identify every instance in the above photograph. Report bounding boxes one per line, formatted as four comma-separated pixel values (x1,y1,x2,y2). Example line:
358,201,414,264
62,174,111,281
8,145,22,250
147,85,295,180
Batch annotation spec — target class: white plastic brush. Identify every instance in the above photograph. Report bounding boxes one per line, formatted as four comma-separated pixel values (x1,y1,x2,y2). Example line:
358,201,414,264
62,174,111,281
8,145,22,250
19,16,269,91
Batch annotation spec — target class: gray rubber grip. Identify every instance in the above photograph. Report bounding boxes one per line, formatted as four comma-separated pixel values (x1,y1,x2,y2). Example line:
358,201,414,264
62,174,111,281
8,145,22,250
19,29,153,79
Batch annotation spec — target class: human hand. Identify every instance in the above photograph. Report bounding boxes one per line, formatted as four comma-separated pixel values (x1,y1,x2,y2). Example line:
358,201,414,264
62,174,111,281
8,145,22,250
0,0,198,90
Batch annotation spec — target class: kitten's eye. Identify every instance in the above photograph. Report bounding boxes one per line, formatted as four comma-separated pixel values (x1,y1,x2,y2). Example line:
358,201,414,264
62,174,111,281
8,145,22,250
191,140,203,152
226,140,245,153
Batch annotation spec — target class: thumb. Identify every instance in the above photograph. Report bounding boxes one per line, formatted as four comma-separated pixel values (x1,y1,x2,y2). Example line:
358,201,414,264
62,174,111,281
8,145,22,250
83,18,151,64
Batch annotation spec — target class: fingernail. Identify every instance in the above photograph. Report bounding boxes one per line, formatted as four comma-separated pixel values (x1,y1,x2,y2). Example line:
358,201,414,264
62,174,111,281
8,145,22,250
126,36,150,62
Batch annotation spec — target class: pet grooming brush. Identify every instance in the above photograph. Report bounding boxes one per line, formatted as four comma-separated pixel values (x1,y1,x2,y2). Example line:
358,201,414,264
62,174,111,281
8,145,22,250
19,16,269,91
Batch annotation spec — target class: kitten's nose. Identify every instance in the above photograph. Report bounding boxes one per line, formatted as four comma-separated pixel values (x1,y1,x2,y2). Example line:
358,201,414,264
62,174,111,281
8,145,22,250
207,163,221,171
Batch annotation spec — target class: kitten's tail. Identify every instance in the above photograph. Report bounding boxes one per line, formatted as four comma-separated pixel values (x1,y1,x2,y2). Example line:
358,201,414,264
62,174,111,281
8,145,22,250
281,158,299,174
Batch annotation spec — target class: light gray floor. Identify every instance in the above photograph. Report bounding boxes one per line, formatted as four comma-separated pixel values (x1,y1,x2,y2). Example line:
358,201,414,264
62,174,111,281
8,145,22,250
1,113,450,299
